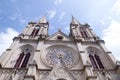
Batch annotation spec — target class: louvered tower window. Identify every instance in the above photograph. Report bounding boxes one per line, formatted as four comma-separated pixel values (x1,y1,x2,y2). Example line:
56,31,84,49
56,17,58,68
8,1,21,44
79,27,88,38
31,25,40,36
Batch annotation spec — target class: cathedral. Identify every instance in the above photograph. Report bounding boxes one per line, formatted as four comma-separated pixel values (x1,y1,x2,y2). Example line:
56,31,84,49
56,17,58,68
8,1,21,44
0,16,120,80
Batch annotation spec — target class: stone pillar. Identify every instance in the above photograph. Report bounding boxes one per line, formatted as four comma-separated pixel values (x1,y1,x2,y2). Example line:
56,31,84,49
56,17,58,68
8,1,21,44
97,40,117,67
97,40,109,52
76,42,97,80
85,67,97,80
24,60,37,80
76,42,87,65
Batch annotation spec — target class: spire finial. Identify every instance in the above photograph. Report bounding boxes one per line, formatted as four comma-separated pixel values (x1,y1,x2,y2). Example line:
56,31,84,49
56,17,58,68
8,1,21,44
57,27,62,31
71,16,81,25
39,16,47,23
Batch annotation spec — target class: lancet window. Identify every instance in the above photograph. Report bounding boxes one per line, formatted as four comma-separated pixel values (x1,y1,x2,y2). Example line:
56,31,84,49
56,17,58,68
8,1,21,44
88,50,104,69
31,25,40,36
14,48,31,68
79,27,88,38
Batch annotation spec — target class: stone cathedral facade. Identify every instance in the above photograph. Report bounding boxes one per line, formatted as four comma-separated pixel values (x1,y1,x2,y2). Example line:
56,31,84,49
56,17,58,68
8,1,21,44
0,16,120,80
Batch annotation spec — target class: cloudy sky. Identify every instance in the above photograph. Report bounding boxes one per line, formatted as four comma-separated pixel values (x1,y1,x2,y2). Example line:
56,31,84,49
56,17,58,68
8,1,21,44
0,0,120,60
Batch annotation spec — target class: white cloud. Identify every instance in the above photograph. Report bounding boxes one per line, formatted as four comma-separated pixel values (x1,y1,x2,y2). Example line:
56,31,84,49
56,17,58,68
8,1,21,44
54,0,62,5
102,20,120,61
100,16,112,26
0,28,19,56
111,0,120,16
100,0,120,26
47,10,56,19
59,12,65,21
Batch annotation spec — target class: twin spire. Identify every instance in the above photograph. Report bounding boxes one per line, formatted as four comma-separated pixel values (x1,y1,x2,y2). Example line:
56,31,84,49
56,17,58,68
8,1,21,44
39,16,81,25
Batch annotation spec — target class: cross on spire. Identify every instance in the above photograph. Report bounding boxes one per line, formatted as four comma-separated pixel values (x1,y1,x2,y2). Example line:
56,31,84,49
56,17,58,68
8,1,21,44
57,28,62,31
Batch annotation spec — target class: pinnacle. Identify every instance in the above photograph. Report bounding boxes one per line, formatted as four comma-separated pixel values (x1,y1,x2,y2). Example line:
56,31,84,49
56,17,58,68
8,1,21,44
39,16,47,23
71,16,81,25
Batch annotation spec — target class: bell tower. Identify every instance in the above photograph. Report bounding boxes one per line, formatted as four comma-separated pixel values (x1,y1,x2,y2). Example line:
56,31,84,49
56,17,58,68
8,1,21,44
20,16,49,39
0,16,120,80
70,16,120,80
70,16,99,42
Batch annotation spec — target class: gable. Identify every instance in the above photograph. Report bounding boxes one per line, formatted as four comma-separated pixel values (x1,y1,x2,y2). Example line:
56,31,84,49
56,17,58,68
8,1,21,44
46,30,71,41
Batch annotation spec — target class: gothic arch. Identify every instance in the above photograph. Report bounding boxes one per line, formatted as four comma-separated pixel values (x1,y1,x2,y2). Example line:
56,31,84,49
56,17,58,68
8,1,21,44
14,44,34,68
86,46,104,70
86,46,102,55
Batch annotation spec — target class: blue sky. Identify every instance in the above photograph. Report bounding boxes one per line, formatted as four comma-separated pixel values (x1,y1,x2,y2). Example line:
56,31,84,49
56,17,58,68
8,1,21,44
0,0,120,60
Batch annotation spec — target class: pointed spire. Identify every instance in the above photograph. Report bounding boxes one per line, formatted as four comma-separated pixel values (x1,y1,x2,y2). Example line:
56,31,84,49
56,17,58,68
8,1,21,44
71,16,81,25
39,16,47,23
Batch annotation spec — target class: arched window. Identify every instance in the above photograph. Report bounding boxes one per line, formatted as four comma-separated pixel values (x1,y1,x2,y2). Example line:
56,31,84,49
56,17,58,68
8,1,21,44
14,49,31,68
31,26,40,36
89,54,98,69
21,52,31,68
88,50,104,70
14,52,25,68
94,54,104,69
79,28,88,38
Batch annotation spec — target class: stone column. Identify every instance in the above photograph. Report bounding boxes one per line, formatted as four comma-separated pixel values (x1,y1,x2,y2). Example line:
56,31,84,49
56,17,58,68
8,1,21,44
76,42,97,80
97,40,116,67
24,60,37,80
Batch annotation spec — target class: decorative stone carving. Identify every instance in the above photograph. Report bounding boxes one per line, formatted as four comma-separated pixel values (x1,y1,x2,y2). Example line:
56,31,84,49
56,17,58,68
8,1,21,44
43,59,77,80
41,45,79,68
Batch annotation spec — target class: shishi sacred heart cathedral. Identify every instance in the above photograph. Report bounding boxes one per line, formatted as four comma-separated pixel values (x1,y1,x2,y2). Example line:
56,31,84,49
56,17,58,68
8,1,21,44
0,16,120,80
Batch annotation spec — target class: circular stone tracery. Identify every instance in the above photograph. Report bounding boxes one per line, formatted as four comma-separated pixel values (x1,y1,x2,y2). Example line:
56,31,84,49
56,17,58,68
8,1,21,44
41,45,79,68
